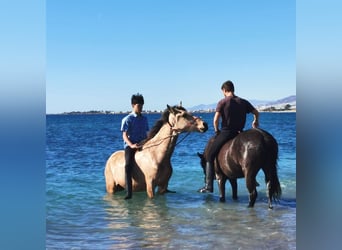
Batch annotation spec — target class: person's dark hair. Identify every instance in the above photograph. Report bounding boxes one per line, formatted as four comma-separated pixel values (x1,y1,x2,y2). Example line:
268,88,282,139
131,93,144,105
221,80,235,92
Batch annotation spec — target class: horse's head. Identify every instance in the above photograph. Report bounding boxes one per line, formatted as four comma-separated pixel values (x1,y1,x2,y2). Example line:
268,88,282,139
197,136,215,175
166,105,208,133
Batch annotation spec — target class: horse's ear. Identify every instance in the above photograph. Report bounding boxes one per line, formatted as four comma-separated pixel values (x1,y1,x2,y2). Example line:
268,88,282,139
167,104,174,114
197,152,204,159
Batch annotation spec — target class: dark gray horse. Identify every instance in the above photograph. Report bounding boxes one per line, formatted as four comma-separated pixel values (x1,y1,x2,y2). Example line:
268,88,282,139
197,128,281,209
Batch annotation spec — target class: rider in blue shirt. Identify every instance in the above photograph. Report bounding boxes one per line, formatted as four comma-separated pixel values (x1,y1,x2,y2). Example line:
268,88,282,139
120,93,149,199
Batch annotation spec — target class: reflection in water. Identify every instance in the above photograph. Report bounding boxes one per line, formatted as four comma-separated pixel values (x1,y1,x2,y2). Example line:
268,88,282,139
102,191,296,249
103,193,174,249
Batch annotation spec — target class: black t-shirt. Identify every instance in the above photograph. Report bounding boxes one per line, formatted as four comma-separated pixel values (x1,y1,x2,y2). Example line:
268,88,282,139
215,95,255,131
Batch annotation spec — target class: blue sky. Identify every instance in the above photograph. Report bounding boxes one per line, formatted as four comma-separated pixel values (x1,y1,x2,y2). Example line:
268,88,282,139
46,0,295,113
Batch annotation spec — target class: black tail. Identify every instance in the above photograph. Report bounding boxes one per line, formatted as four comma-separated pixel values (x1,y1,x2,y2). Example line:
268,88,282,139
268,162,282,201
259,128,282,201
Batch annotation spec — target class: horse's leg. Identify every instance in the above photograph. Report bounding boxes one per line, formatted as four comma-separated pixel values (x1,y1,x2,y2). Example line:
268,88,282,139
145,179,155,198
105,164,115,194
157,185,166,194
217,177,227,202
157,183,169,194
228,178,238,200
261,168,274,209
158,185,176,194
246,174,258,208
157,164,175,194
266,180,273,209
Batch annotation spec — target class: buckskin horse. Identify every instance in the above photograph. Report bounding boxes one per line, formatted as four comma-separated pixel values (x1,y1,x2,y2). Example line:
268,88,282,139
105,105,208,198
197,128,281,208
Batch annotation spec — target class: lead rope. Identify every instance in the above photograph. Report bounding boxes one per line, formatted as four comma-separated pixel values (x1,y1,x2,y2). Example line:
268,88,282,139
140,122,192,150
139,134,175,150
174,131,191,147
141,131,191,150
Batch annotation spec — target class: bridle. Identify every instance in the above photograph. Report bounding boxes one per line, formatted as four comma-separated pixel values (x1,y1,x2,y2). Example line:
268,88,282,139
141,114,199,150
167,115,200,132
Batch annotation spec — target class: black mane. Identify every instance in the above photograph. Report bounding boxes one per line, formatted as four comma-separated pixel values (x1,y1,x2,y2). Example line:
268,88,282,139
143,105,185,143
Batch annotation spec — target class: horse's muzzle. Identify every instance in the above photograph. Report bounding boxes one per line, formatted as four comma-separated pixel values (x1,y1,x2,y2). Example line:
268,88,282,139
200,122,208,132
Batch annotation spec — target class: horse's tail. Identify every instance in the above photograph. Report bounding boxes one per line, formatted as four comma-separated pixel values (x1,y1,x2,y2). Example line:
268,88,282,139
268,162,282,202
259,129,282,201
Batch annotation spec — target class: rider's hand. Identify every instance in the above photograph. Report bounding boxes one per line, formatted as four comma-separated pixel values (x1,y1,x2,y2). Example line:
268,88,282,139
130,143,140,149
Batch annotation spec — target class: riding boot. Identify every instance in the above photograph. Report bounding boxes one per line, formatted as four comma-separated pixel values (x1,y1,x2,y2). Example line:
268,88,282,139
198,162,214,193
124,173,132,200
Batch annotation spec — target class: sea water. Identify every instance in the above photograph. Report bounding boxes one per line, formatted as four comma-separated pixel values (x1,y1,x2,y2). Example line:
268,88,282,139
46,112,296,249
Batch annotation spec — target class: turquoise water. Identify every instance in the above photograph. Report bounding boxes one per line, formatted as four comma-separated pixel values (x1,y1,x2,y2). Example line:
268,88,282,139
46,112,296,249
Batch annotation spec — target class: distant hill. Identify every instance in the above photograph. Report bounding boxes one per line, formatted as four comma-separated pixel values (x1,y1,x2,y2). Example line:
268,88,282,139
262,95,296,106
257,95,296,111
187,95,296,112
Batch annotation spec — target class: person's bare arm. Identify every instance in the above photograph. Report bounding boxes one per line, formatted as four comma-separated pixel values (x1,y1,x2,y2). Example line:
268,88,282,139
213,111,220,133
251,109,259,128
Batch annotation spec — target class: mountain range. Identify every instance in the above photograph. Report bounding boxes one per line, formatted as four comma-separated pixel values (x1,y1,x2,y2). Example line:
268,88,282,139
187,95,296,112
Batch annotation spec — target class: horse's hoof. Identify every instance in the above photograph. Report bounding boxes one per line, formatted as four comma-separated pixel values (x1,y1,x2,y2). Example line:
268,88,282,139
219,197,226,202
268,205,273,209
166,189,176,193
247,204,254,208
232,196,238,200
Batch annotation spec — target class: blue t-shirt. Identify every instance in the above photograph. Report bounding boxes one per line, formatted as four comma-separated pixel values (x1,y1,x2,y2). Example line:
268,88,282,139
121,112,149,148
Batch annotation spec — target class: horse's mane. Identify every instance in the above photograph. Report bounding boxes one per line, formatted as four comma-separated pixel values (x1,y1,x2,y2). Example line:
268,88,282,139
142,105,186,143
